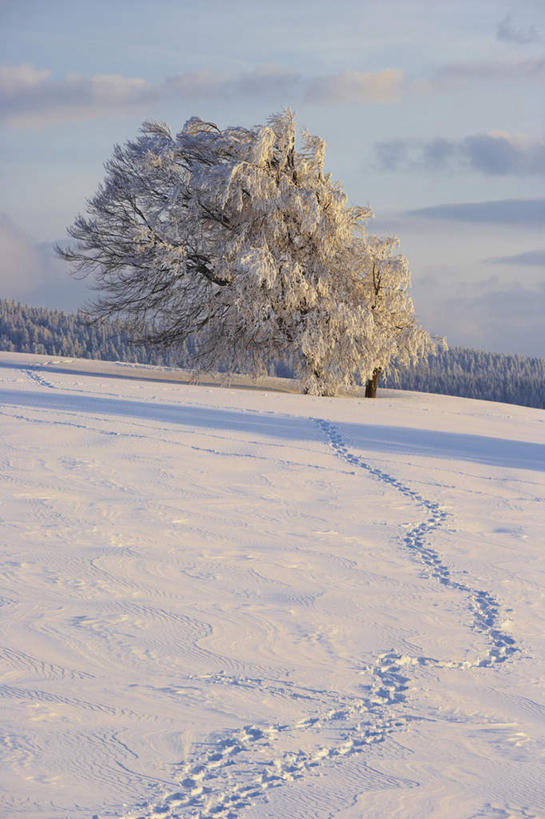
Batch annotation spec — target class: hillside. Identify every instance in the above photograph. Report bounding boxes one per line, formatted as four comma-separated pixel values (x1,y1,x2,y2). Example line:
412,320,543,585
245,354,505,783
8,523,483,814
1,352,544,817
1,298,544,409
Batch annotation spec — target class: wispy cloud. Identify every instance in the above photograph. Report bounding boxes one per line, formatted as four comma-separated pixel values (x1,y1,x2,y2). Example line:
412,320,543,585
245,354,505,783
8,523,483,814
234,66,303,97
1,53,541,129
497,14,541,45
0,64,155,127
305,69,404,104
162,65,301,100
162,66,403,107
434,57,545,87
407,198,545,227
487,249,545,267
0,63,301,127
0,63,50,95
375,132,545,176
0,62,404,128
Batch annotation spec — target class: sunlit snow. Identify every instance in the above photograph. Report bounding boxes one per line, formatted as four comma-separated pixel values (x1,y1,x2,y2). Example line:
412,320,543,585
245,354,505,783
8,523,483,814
1,352,544,818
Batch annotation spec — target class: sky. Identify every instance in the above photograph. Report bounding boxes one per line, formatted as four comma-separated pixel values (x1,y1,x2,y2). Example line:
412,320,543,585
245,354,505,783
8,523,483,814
0,0,543,357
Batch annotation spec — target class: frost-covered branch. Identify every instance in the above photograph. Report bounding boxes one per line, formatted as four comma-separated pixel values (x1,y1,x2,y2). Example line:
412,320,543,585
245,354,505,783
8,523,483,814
59,110,438,396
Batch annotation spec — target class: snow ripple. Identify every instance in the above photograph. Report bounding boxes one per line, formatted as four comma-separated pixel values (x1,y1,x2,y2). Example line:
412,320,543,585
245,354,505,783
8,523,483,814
122,416,514,819
3,366,532,818
121,669,415,819
314,417,518,668
118,415,523,819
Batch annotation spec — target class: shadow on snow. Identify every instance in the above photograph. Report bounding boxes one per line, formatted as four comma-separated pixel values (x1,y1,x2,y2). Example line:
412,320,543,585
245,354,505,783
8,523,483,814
1,384,543,473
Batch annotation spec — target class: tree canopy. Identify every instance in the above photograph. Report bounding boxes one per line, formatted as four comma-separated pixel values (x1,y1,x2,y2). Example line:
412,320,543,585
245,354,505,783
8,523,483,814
59,110,436,395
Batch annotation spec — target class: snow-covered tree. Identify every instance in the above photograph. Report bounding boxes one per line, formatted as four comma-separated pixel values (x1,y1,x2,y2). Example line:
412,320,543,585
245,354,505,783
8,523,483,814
354,233,440,396
59,110,436,396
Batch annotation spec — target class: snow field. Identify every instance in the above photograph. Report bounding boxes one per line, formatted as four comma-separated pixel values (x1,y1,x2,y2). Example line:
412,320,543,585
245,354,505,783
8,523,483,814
0,352,544,818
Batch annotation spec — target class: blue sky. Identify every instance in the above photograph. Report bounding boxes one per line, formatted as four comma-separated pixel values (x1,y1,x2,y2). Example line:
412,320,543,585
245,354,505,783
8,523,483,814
1,0,543,356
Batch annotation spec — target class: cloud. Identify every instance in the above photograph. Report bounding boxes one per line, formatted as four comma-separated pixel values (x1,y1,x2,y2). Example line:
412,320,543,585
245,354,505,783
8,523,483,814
487,249,545,266
162,65,301,100
0,66,155,127
2,51,542,129
434,57,545,87
407,198,545,227
233,65,302,97
463,133,543,175
161,70,230,99
497,15,540,45
421,138,457,169
0,64,295,127
306,69,404,104
0,63,50,96
0,214,90,309
375,133,545,176
0,62,404,128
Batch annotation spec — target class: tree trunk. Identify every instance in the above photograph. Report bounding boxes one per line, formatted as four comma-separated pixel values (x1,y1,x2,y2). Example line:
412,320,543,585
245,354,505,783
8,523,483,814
365,367,382,398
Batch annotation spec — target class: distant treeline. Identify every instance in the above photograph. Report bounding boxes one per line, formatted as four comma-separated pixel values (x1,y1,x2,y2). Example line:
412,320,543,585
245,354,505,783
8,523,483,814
381,348,545,410
0,298,182,367
1,298,544,409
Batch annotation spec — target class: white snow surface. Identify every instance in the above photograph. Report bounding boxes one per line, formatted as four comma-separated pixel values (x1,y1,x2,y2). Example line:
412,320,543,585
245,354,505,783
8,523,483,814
1,351,544,819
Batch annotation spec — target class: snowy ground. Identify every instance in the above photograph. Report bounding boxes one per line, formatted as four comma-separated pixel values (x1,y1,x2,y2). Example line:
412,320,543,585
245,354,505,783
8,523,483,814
1,351,544,819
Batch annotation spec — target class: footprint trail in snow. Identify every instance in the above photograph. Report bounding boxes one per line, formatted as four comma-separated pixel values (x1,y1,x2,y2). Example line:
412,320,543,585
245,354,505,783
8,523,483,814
120,416,520,819
314,418,518,669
